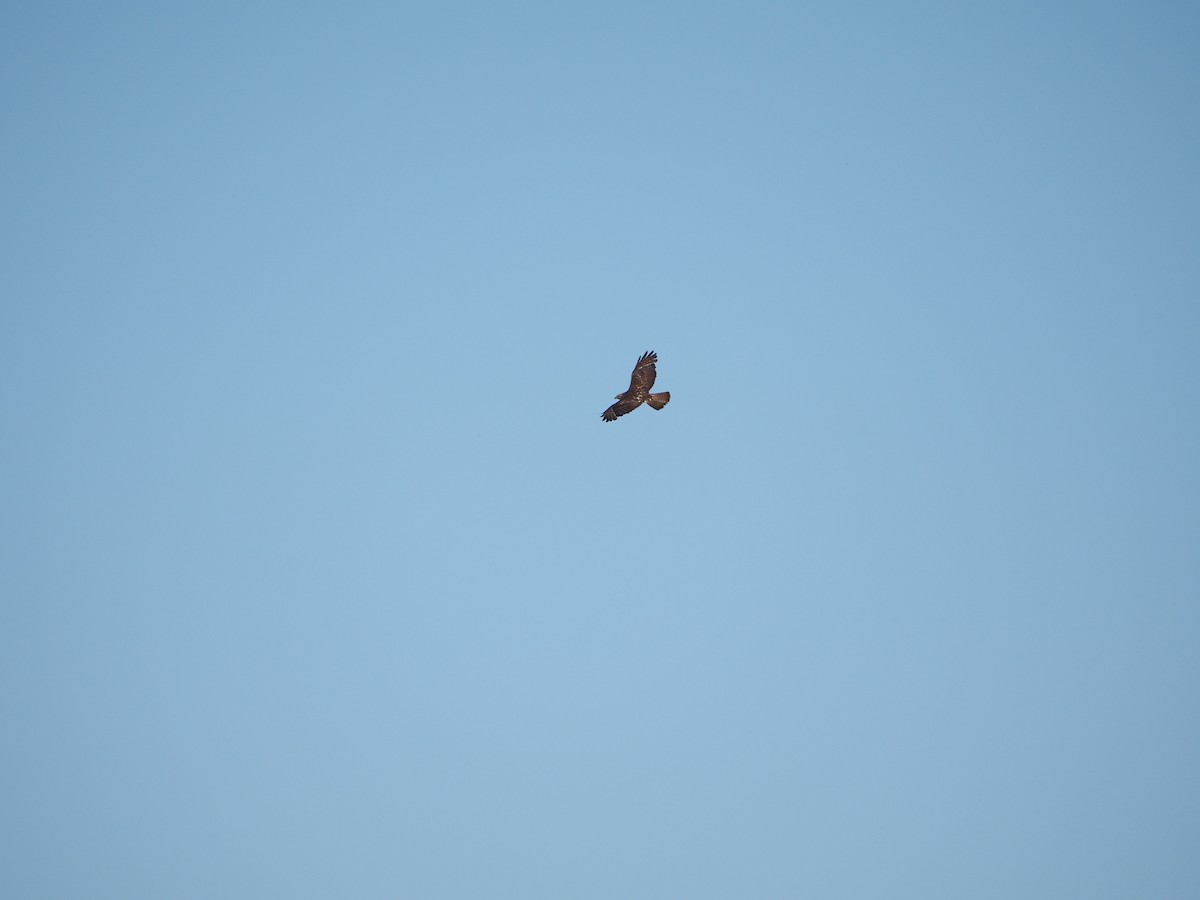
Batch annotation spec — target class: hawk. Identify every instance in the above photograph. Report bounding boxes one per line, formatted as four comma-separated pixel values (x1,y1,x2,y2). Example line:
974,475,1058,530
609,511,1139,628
601,351,671,422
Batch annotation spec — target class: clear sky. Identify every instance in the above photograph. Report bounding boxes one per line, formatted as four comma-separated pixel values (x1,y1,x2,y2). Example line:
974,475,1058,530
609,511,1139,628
2,2,1198,897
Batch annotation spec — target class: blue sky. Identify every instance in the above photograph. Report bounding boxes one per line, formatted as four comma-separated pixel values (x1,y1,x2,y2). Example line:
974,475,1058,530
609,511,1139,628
2,2,1198,897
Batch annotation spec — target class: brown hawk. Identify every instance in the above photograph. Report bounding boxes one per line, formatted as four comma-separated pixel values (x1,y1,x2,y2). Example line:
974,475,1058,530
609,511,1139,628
601,351,671,422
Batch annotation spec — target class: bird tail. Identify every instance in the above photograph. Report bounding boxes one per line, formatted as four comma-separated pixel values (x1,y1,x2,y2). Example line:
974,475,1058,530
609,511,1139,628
646,392,670,410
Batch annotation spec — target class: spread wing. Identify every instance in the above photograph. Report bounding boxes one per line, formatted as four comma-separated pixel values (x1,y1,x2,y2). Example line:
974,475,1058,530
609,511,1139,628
627,351,657,394
602,398,641,421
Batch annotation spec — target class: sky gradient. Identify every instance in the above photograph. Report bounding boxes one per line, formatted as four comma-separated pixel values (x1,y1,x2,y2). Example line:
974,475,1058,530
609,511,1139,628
3,2,1199,897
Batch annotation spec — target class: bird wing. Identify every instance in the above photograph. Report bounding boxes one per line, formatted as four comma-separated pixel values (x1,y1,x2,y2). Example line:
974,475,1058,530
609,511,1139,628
627,351,658,393
602,397,642,421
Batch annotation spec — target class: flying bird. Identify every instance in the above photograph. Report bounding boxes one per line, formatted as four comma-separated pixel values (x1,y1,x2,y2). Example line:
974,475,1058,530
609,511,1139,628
601,351,671,422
